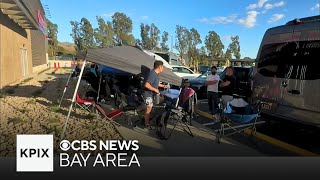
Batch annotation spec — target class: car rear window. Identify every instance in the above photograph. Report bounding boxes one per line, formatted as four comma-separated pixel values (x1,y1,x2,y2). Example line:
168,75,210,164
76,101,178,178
220,67,252,81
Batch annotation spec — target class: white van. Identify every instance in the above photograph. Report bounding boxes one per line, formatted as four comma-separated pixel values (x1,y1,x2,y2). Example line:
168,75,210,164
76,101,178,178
252,15,320,127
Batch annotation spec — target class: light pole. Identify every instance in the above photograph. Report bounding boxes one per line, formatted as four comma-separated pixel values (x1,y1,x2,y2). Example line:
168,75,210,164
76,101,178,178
171,34,173,53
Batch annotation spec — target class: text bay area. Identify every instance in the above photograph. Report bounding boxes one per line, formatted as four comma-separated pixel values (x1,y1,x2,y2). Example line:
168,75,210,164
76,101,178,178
60,153,140,167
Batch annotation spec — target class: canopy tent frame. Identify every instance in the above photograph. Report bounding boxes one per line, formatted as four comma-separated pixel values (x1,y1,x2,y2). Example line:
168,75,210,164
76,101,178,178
58,68,75,107
60,60,105,140
59,46,182,140
61,58,87,140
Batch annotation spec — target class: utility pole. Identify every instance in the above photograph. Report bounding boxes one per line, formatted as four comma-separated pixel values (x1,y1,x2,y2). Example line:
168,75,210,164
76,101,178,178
171,34,173,53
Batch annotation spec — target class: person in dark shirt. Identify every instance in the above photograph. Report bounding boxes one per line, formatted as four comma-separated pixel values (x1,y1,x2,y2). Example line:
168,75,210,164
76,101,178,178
220,66,236,106
144,60,167,129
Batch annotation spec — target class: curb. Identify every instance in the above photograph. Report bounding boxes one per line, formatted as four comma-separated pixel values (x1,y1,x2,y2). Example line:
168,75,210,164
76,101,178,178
195,108,214,120
244,129,319,157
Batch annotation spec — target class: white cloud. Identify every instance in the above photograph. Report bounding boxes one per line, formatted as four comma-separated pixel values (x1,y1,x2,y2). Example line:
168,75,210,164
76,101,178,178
239,11,259,28
198,14,238,24
223,36,232,41
199,11,259,28
140,16,149,20
311,3,320,11
247,0,268,10
268,14,285,23
264,1,285,10
102,12,115,18
198,18,209,23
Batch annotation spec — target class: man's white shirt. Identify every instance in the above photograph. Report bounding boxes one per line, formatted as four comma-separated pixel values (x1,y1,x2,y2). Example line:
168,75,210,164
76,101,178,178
207,74,220,92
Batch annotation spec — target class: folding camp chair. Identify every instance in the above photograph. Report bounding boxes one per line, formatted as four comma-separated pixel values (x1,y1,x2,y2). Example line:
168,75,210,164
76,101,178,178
93,102,124,123
118,92,145,126
72,93,95,113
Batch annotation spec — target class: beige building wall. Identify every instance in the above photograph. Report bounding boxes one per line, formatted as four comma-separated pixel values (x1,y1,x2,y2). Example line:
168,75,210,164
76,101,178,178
0,13,33,88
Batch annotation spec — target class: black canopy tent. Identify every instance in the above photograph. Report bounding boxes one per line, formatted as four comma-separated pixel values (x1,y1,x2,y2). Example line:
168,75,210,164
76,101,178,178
86,46,182,86
61,46,182,140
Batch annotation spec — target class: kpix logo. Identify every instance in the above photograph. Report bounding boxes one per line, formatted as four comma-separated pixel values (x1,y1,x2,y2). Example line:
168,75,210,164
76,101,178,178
16,135,53,172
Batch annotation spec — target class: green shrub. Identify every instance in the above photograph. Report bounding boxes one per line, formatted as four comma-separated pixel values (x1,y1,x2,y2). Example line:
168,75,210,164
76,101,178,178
48,117,60,123
8,117,23,125
85,113,96,120
49,106,62,113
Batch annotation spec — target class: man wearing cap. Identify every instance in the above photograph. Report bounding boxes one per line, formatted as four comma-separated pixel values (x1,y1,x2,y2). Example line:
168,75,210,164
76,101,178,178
206,66,220,120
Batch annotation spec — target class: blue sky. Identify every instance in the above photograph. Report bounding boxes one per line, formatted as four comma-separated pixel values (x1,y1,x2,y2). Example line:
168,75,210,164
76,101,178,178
41,0,320,58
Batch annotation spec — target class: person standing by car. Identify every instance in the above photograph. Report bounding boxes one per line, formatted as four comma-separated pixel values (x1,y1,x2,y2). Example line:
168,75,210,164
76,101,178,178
144,60,167,130
206,66,220,120
220,66,236,106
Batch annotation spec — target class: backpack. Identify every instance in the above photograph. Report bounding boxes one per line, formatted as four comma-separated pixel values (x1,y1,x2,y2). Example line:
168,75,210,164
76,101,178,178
179,88,197,115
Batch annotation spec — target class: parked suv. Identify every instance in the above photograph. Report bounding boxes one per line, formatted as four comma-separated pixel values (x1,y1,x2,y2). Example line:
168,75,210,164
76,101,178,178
189,66,254,98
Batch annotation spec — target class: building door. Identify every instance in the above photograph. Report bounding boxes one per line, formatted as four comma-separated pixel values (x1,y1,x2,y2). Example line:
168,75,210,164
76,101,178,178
20,48,28,77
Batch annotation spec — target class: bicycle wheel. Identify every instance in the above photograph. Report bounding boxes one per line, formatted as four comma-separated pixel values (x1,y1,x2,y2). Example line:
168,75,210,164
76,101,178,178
157,111,176,140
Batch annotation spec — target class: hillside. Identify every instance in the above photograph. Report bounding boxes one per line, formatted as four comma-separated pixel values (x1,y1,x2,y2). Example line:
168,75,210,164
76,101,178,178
57,42,76,55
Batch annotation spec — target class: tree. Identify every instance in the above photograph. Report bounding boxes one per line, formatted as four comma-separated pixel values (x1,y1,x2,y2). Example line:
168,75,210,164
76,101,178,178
80,18,95,49
187,28,202,67
47,19,58,58
150,23,160,50
175,25,189,65
228,36,241,59
205,31,224,59
224,48,232,66
112,12,134,46
95,16,114,47
199,46,208,65
140,23,151,49
70,21,84,51
160,31,169,52
135,38,142,48
127,34,135,46
139,23,161,51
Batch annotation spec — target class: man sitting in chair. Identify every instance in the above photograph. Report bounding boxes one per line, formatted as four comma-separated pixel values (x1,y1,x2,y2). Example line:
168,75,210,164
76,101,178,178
143,60,168,130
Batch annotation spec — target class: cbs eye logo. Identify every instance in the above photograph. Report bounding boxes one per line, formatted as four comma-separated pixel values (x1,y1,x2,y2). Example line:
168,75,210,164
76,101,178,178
60,140,71,151
59,140,97,151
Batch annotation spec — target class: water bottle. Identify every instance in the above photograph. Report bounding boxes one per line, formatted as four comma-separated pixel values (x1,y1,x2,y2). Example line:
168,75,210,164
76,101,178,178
155,94,160,105
167,83,170,90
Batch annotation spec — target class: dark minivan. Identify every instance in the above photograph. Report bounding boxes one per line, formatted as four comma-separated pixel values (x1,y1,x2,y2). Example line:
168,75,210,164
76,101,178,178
252,15,320,127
